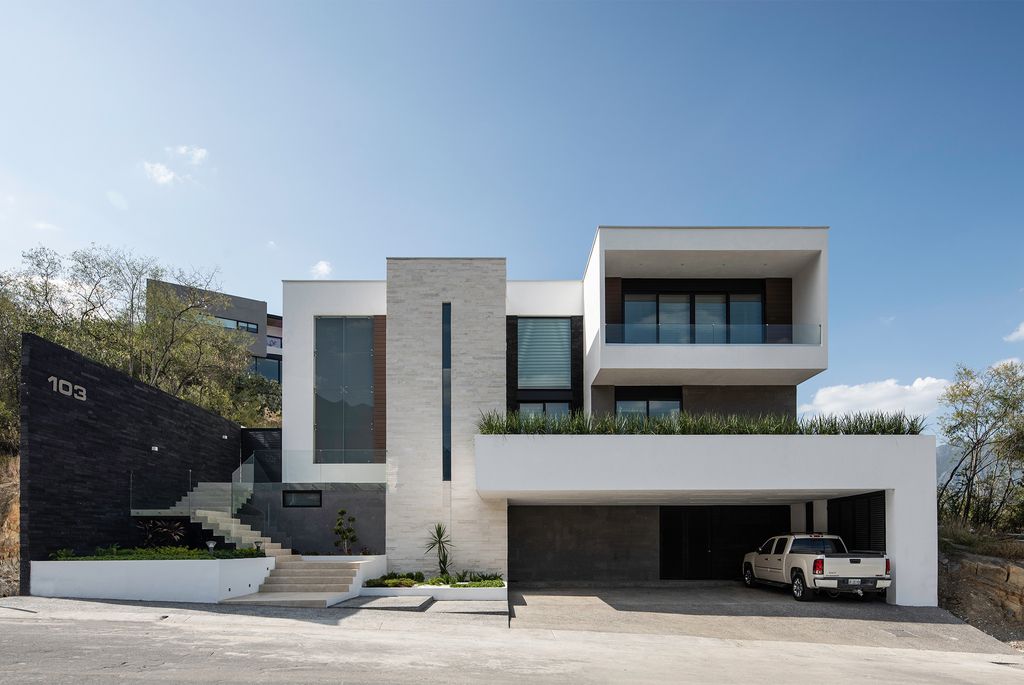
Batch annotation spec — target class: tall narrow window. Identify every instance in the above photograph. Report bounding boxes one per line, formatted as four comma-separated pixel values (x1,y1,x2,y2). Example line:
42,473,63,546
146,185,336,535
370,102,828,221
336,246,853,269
695,294,727,343
623,294,657,343
730,293,763,343
441,303,451,481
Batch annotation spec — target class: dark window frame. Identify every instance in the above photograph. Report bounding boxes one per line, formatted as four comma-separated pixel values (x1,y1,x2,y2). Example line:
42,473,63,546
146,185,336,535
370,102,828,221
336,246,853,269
442,303,451,482
282,490,322,508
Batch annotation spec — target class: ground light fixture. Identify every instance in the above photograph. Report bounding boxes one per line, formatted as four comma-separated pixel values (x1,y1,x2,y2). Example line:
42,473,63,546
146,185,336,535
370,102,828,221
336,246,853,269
206,541,216,552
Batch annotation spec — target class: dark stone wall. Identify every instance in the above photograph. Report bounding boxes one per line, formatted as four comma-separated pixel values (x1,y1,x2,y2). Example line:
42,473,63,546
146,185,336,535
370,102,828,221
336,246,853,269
508,506,660,582
682,385,797,418
19,334,241,593
245,484,386,556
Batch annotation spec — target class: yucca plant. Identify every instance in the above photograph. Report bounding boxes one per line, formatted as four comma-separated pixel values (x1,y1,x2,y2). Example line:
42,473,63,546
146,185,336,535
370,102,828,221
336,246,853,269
424,522,453,576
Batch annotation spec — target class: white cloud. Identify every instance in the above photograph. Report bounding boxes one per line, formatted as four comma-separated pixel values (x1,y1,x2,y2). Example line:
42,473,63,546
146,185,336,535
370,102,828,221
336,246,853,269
1004,322,1024,343
143,161,180,185
266,240,277,250
879,315,896,325
167,145,208,165
310,260,332,279
106,190,128,211
799,377,949,417
33,221,60,231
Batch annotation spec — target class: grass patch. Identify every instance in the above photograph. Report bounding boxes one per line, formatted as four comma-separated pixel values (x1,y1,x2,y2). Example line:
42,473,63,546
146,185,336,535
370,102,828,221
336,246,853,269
50,545,265,561
477,410,925,436
451,579,504,588
939,521,1024,562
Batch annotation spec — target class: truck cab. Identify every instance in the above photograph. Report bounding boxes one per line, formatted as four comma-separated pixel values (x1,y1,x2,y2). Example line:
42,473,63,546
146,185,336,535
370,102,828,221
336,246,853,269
742,533,891,601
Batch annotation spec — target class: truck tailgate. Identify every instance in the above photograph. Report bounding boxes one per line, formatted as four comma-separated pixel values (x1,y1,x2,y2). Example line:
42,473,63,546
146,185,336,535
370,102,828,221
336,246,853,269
823,555,887,577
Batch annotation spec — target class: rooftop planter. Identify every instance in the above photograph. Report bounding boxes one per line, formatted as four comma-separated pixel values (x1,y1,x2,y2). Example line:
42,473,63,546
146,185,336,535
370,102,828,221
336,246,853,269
477,411,925,436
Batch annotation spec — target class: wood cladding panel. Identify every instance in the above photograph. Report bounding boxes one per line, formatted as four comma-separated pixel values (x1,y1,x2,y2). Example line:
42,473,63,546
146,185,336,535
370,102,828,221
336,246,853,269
764,279,792,325
373,315,387,458
605,277,622,324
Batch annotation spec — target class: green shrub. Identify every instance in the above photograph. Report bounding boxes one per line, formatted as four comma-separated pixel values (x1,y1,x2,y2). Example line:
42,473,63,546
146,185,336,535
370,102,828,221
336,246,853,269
469,571,503,582
477,410,924,436
452,579,504,588
50,546,264,561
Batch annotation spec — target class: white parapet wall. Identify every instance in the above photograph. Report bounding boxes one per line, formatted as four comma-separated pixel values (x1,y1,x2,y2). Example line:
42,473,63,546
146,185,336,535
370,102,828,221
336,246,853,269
31,557,275,603
475,433,937,607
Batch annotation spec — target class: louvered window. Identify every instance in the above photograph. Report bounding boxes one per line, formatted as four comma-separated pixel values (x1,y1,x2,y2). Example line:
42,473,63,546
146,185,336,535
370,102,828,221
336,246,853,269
517,318,571,389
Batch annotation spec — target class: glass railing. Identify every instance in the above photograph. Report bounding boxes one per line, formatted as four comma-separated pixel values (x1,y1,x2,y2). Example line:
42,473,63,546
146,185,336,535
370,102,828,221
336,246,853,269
604,323,821,345
310,449,386,464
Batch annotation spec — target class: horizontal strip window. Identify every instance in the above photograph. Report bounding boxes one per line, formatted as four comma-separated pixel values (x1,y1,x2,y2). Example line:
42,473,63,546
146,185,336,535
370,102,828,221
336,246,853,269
518,401,570,417
518,318,571,389
216,316,259,334
282,490,322,508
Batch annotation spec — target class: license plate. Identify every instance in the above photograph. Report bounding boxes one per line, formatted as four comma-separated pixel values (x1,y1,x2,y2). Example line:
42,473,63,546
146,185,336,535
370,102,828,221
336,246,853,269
847,578,861,585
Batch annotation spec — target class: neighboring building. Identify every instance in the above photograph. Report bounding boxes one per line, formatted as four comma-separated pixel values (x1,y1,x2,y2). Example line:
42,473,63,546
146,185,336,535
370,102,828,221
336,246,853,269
279,226,937,606
146,279,284,383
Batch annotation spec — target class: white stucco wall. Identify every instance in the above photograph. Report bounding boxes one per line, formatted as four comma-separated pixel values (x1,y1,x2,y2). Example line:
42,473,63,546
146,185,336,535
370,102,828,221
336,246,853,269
281,280,386,483
507,281,583,316
475,433,937,606
31,557,275,603
385,259,508,575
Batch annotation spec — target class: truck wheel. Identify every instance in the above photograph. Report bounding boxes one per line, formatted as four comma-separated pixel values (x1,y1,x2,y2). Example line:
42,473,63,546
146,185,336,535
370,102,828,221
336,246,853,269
743,565,755,587
791,572,814,602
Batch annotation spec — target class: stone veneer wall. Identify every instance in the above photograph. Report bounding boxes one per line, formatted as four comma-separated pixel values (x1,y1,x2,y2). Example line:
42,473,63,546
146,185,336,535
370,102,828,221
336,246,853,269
385,259,508,575
19,334,241,594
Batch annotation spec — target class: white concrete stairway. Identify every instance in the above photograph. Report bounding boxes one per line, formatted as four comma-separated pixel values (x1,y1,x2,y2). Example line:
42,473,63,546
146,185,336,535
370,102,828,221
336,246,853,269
222,559,362,608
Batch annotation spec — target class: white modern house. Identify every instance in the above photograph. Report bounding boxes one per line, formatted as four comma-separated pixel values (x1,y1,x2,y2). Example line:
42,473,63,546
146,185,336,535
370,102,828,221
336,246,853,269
280,226,937,606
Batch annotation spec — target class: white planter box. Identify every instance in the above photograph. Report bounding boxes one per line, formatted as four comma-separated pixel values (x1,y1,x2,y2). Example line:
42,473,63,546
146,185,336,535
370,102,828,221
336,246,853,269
30,557,275,603
360,584,507,601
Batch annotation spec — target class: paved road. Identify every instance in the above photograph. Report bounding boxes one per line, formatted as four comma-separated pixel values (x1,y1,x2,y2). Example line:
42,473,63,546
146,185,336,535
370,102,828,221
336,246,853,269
1,596,1022,684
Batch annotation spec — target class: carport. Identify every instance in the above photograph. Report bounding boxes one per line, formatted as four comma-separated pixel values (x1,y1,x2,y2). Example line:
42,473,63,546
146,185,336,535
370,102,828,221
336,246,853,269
508,493,886,584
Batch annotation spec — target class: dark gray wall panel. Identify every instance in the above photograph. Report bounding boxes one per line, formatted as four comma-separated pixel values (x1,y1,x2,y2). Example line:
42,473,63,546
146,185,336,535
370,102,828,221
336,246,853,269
508,505,660,582
683,385,796,418
19,334,241,594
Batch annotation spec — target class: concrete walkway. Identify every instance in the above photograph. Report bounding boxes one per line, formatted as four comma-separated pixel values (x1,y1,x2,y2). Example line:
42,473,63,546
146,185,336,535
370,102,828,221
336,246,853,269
510,583,1018,654
1,595,1020,683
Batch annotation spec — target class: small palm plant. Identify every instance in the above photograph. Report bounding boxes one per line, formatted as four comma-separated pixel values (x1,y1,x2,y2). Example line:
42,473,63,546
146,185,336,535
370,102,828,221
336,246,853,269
424,522,453,576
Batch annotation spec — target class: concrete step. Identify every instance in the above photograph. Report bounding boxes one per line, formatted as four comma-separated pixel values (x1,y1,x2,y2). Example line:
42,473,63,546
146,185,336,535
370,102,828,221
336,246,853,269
260,583,351,593
264,573,356,584
221,591,353,608
268,567,356,578
264,549,296,558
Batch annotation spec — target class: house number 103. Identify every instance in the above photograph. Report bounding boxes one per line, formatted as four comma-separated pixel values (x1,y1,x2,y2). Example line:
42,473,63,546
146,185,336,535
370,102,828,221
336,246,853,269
47,376,87,401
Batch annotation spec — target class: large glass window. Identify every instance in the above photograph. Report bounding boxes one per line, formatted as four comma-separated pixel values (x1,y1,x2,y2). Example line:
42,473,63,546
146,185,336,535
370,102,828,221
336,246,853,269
695,294,727,343
518,318,571,389
314,317,375,463
520,401,570,417
730,294,763,343
615,399,680,418
623,294,657,343
658,295,691,343
251,356,281,383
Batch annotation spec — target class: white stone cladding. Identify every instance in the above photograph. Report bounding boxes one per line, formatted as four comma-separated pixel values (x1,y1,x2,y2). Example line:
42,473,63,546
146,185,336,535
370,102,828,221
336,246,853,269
385,259,508,575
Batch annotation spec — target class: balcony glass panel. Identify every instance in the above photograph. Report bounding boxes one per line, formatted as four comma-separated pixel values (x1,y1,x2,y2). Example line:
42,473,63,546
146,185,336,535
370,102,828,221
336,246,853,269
658,295,691,344
695,294,727,343
623,294,657,343
730,294,763,343
604,323,821,345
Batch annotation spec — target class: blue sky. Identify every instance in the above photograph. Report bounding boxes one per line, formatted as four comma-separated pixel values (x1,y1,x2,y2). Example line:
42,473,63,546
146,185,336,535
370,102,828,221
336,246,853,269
1,1,1022,419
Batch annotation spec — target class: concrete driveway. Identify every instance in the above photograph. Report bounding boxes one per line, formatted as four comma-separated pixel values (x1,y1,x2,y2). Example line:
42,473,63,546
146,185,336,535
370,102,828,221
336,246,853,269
510,581,1017,655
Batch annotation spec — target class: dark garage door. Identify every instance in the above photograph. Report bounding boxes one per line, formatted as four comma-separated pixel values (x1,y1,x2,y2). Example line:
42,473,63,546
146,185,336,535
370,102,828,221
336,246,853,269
828,491,886,552
507,504,790,583
660,506,790,580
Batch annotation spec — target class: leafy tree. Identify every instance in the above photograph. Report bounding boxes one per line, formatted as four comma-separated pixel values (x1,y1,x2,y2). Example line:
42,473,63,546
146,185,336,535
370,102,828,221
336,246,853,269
938,360,1024,527
333,508,358,555
0,244,282,449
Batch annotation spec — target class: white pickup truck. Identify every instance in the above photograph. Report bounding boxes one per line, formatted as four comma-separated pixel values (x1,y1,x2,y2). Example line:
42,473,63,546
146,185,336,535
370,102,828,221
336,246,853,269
742,533,891,601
